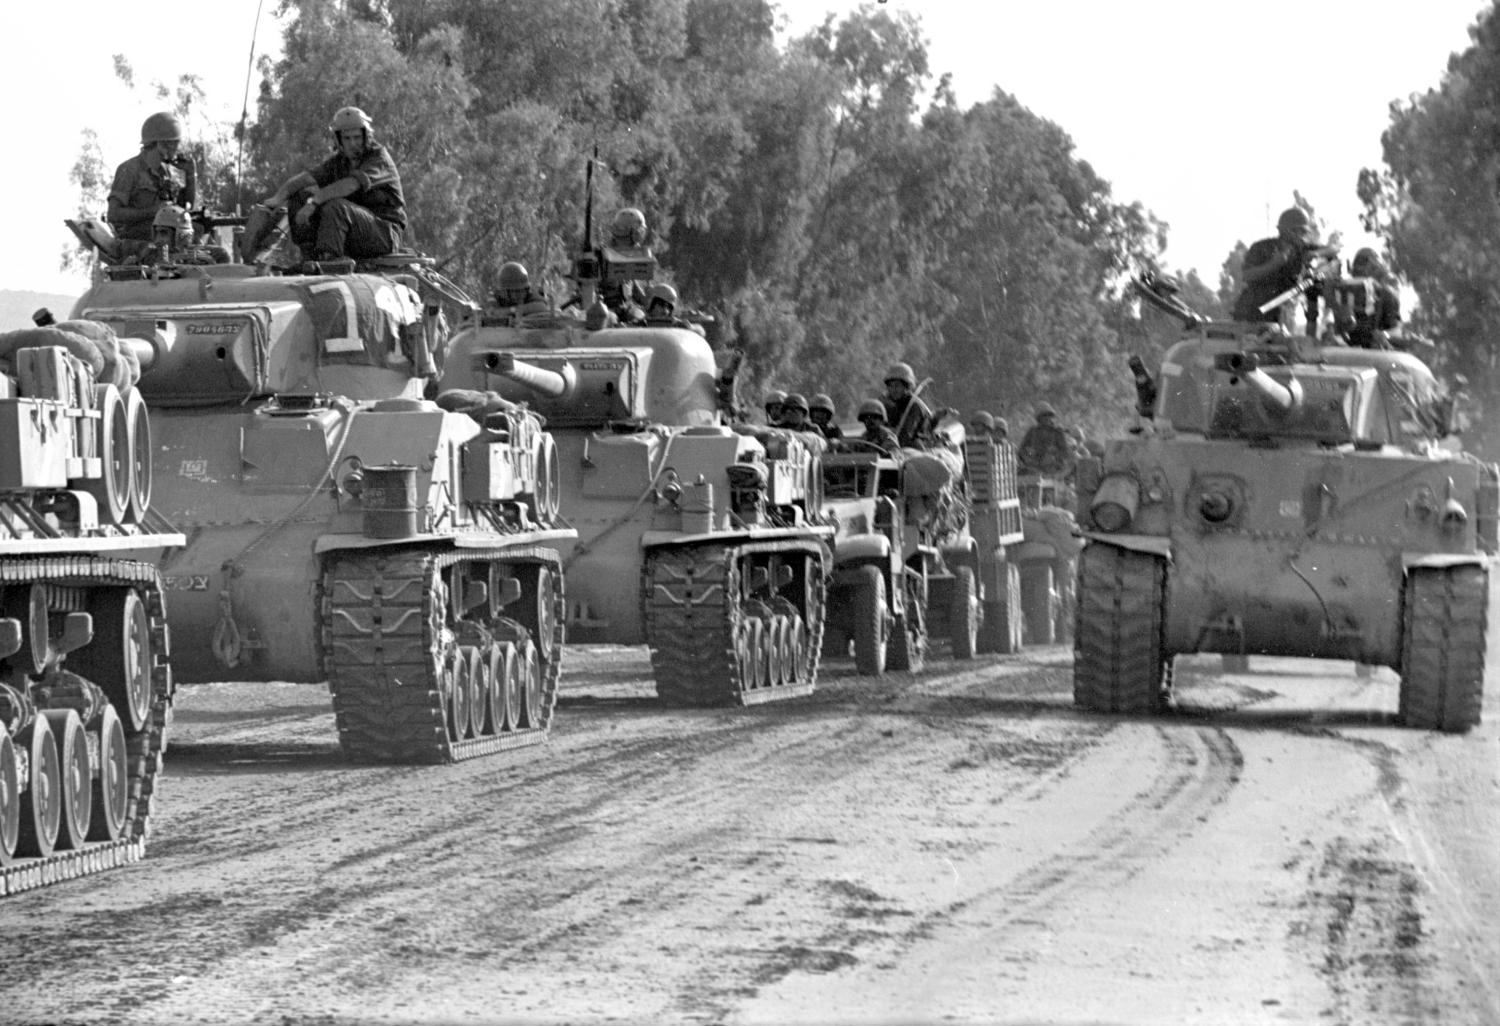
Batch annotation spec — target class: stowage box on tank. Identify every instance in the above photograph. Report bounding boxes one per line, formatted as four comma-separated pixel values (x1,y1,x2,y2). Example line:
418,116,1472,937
0,327,185,894
1073,321,1496,731
70,251,577,763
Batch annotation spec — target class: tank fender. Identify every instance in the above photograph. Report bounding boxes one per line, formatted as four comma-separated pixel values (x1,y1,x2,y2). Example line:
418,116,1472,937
833,533,891,567
1401,552,1492,571
1080,534,1173,560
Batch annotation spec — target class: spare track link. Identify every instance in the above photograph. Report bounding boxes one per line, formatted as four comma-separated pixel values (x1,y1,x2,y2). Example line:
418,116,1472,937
1,557,172,896
321,544,565,764
643,540,827,707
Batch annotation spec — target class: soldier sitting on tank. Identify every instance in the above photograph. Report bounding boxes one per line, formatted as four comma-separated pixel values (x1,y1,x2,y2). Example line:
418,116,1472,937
262,105,405,263
881,362,934,449
1017,404,1076,477
491,261,549,318
1232,207,1340,325
850,399,902,455
108,112,197,246
600,207,651,325
1328,248,1403,349
763,389,787,427
809,394,843,440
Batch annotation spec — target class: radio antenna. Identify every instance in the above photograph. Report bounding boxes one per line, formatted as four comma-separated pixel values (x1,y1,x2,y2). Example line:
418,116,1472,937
234,0,267,215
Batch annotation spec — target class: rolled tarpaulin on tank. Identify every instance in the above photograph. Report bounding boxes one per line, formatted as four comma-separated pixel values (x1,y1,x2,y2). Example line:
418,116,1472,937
901,446,962,498
0,326,106,378
54,319,141,392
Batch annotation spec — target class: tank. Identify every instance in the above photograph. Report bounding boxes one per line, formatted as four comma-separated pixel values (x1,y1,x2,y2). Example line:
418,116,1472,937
1074,319,1497,731
439,241,832,704
70,250,576,763
820,419,1023,674
0,330,184,892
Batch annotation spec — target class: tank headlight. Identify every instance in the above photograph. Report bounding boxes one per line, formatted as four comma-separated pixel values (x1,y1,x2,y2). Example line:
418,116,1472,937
1089,473,1140,533
660,469,682,506
1199,491,1234,523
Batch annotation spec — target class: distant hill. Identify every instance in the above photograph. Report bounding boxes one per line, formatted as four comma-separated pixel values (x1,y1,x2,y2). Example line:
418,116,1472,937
0,289,81,329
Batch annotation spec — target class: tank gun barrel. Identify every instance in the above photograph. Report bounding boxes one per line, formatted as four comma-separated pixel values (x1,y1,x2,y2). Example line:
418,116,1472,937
1228,352,1301,413
479,351,576,399
118,335,156,371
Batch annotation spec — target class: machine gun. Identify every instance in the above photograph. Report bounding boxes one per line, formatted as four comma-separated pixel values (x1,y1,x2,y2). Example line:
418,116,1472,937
1256,243,1341,317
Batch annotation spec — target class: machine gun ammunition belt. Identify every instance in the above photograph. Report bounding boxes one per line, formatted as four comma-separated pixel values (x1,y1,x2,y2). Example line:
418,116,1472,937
320,543,565,764
0,558,171,895
642,538,827,707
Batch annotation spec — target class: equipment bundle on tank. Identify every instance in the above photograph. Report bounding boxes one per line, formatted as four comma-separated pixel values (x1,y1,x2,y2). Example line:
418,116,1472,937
1073,318,1496,731
0,325,183,893
69,238,576,764
440,201,833,705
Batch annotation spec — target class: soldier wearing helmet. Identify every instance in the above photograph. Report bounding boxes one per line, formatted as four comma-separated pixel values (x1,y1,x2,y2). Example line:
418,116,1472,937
969,411,995,437
107,111,197,244
1017,403,1076,477
609,207,649,248
1331,247,1403,349
1232,205,1340,324
645,282,679,323
855,398,901,454
263,105,405,263
992,416,1010,442
599,207,652,324
808,393,843,440
763,389,787,427
779,392,812,431
881,361,934,449
492,260,548,314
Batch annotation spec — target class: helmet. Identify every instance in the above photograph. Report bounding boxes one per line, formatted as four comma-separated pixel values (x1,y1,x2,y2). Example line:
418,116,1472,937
152,204,193,238
647,282,678,308
809,393,835,416
1276,206,1315,241
781,392,809,415
498,261,529,290
610,207,648,246
1035,403,1057,421
764,389,787,408
140,112,183,146
330,106,374,139
994,416,1010,436
883,362,916,388
857,399,887,421
1350,247,1385,278
969,410,994,430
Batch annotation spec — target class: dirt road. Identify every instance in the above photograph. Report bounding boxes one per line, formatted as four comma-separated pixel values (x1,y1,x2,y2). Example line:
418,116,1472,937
2,582,1496,1026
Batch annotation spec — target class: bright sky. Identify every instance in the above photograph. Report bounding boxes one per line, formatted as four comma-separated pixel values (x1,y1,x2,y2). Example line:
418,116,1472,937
2,0,1488,297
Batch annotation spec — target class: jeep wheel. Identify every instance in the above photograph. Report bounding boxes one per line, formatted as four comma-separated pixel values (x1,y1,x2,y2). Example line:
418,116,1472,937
851,566,887,677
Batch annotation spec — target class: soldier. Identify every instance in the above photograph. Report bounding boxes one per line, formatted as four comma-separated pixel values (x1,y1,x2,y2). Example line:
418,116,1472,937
263,105,405,262
779,393,813,431
969,411,995,438
992,416,1010,444
809,393,843,440
1232,207,1339,324
602,207,650,325
1017,404,1076,476
763,389,787,427
493,261,548,315
855,399,902,455
881,362,934,449
645,283,678,323
1330,248,1402,349
108,112,196,244
609,206,649,248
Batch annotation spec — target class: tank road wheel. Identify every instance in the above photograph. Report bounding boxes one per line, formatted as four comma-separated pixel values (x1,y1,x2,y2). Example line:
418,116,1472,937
950,566,979,660
978,561,1023,655
68,588,153,733
851,566,887,677
1073,545,1169,715
1021,563,1056,645
463,646,486,740
517,641,543,729
512,564,560,665
763,616,787,688
124,387,153,524
0,733,19,865
498,643,521,732
1398,565,1488,733
481,644,503,735
15,716,61,858
86,705,128,842
85,384,133,527
3,582,52,676
41,710,91,852
443,646,467,741
771,599,804,685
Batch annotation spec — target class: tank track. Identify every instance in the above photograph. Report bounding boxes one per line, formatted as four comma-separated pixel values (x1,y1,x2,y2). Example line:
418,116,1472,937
1,557,172,895
320,544,565,764
1073,544,1169,715
643,540,827,706
1398,564,1488,733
